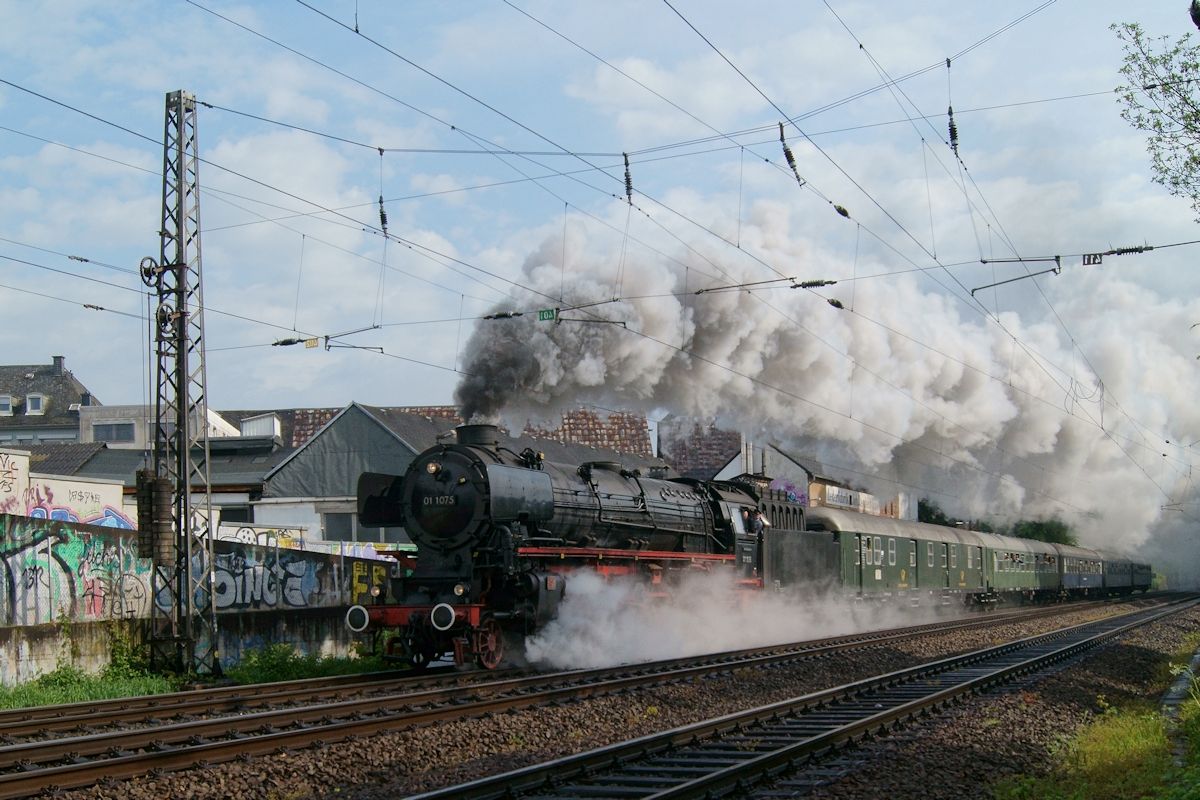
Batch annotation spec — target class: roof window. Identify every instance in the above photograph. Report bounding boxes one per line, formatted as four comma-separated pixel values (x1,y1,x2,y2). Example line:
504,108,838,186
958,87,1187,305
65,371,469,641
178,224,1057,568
0,395,10,416
25,394,45,416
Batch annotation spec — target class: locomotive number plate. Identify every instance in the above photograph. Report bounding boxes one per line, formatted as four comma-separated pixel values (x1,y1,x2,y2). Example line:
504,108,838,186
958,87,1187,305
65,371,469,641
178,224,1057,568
423,495,458,506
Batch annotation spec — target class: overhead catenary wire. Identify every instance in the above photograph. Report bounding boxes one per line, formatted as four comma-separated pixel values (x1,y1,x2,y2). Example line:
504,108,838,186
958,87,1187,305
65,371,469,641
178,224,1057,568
2,10,1180,513
818,0,1185,503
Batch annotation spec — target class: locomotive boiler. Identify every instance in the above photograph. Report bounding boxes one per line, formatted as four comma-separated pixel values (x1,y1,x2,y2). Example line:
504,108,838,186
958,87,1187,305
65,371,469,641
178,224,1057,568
346,423,768,669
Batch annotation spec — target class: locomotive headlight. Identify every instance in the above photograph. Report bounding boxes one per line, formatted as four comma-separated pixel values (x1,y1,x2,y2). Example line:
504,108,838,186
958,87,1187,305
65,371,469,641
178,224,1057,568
425,460,441,474
453,583,468,597
370,584,383,598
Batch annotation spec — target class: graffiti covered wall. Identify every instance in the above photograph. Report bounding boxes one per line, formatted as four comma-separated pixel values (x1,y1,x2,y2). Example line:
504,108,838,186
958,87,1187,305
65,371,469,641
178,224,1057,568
0,448,133,528
2,515,392,625
0,514,151,626
0,450,29,517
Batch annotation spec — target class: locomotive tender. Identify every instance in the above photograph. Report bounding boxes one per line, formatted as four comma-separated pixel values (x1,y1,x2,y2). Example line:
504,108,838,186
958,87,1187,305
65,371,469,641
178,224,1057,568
346,423,1152,669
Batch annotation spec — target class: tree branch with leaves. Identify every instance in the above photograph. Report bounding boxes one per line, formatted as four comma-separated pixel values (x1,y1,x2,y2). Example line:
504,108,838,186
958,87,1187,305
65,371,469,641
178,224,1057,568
1113,21,1200,220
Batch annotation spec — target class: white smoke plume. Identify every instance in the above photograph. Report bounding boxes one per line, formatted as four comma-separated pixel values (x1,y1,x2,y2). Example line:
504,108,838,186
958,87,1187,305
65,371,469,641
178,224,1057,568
455,215,1200,588
524,571,957,670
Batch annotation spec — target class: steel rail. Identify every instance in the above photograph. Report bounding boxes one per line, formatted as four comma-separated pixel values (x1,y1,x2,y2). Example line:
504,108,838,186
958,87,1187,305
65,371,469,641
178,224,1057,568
0,597,1158,797
402,596,1196,799
0,599,1106,740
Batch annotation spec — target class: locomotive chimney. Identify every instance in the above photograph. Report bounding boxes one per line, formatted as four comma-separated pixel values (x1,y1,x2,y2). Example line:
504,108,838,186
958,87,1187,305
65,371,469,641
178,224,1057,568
456,423,501,447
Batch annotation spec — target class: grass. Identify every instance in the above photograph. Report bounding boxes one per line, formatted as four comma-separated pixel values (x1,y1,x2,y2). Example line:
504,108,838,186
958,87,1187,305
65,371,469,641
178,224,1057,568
994,634,1200,800
225,642,392,684
0,663,179,709
0,635,394,709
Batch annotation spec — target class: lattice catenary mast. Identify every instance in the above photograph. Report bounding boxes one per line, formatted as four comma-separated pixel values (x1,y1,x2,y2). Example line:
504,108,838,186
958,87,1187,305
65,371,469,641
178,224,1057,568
135,89,219,674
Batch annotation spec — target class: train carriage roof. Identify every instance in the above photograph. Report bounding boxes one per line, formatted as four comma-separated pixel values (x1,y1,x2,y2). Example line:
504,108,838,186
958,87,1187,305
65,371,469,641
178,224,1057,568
1051,542,1105,560
806,507,967,545
806,507,1067,555
979,532,1057,556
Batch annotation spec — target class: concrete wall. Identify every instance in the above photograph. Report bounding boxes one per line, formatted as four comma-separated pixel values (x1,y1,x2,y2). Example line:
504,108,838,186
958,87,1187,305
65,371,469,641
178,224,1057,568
0,514,395,685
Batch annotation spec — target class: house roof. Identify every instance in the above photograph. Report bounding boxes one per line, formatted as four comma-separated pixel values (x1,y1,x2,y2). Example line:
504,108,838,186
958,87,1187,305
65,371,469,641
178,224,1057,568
263,402,668,483
19,442,107,475
225,404,655,457
217,408,341,448
18,439,296,489
657,416,743,480
0,356,98,429
361,405,664,468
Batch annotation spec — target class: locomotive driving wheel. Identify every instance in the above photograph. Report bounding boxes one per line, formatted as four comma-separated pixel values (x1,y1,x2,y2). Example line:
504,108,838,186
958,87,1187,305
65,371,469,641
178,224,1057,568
473,616,505,670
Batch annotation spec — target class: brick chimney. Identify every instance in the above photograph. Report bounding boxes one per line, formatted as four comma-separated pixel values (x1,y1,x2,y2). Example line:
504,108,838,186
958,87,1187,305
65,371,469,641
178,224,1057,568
52,355,64,375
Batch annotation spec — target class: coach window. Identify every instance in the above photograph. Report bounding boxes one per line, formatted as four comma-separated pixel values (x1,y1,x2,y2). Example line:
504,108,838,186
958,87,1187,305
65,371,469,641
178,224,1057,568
874,537,884,566
857,536,866,566
909,541,917,567
949,545,958,569
967,546,973,569
888,538,896,566
941,545,948,569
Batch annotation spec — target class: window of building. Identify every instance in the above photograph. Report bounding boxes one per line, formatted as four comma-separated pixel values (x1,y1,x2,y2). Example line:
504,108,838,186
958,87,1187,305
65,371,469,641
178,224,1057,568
25,394,45,415
219,505,252,524
94,422,136,443
0,395,11,416
323,511,408,544
324,512,354,539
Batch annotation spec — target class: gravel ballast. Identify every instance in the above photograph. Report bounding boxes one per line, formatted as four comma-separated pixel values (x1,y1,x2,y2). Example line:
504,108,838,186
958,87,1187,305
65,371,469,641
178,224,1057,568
51,601,1197,800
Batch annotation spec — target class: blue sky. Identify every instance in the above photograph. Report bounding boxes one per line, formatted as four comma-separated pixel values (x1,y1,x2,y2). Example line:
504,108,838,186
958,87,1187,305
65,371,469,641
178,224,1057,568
4,1,1200,563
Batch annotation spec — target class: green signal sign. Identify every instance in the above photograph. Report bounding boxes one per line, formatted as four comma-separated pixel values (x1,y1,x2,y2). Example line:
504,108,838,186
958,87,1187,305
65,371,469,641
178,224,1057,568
538,308,557,321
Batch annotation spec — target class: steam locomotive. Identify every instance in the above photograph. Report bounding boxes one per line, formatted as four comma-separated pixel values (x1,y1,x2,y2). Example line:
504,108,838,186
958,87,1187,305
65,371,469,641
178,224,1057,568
346,423,1152,669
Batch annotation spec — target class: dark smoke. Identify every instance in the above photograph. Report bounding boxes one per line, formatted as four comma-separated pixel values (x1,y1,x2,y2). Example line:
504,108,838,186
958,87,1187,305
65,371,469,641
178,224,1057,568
455,330,544,421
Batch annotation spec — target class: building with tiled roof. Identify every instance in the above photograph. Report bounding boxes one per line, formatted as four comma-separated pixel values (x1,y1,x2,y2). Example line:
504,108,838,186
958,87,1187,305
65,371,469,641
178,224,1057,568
656,416,744,480
0,356,99,446
219,406,653,456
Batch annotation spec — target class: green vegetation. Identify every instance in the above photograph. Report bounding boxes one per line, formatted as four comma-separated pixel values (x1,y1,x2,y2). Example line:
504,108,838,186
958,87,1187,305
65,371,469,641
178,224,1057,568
993,637,1200,800
0,662,179,710
225,642,391,684
0,619,178,709
1114,21,1200,222
917,498,1072,542
1010,519,1077,546
0,621,395,708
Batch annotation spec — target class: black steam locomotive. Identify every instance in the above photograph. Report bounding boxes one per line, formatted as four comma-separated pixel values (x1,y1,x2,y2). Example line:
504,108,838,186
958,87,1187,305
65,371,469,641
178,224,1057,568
345,423,798,668
346,423,1152,669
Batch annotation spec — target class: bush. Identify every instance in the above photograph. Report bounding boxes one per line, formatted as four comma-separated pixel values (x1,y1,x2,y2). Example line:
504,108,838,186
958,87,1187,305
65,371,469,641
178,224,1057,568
226,643,391,685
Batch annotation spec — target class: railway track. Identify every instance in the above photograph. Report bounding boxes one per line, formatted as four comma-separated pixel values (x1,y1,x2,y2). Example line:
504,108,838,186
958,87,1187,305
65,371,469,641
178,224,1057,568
0,597,1160,798
406,595,1198,800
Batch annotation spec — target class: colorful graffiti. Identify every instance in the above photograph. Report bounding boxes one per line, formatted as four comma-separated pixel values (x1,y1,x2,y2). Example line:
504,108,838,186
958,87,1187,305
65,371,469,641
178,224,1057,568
351,560,390,604
2,514,395,628
0,515,151,626
211,541,345,611
0,452,27,516
768,477,808,506
23,480,134,529
215,524,306,547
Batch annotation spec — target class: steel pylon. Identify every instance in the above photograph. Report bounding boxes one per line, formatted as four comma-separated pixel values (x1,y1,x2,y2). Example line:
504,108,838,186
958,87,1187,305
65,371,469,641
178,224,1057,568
137,90,219,675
